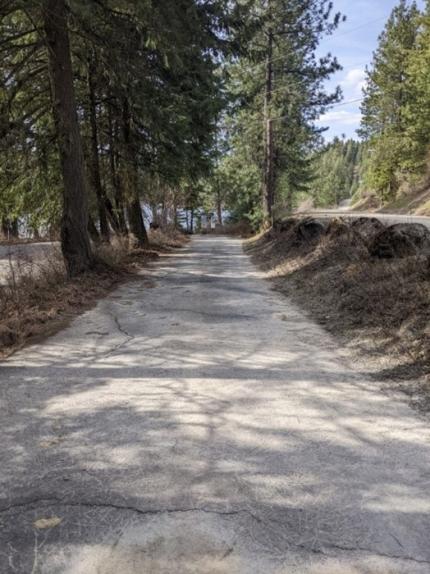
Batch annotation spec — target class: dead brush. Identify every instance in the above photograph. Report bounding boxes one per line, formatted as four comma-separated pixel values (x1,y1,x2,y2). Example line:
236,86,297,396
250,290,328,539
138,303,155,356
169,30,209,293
248,220,430,378
0,229,188,357
94,235,133,270
307,230,429,368
0,248,67,348
149,226,189,249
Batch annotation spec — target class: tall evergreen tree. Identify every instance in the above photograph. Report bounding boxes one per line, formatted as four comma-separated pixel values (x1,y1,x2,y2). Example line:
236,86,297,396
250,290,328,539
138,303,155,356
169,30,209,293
219,0,343,226
403,1,430,174
42,0,94,275
360,0,421,200
0,0,241,258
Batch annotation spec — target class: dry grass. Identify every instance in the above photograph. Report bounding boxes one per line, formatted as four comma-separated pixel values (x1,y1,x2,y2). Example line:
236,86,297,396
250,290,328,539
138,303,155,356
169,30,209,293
221,221,254,237
0,229,185,359
148,226,190,250
246,219,430,407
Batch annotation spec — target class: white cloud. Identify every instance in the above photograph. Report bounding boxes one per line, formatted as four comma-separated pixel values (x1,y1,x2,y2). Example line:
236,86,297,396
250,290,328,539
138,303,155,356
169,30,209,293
316,110,362,126
340,68,366,96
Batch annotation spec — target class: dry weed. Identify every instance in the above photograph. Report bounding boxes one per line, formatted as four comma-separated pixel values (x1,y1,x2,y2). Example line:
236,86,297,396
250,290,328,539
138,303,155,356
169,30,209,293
0,228,183,357
247,219,430,386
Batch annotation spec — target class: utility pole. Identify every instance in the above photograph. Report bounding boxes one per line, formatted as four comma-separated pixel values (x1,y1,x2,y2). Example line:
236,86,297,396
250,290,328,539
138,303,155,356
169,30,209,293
262,0,275,225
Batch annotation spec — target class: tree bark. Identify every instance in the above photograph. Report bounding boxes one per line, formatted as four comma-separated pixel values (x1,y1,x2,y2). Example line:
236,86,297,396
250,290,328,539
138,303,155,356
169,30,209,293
216,183,223,226
88,215,100,243
262,3,275,224
107,103,128,234
1,218,19,239
43,0,93,276
87,55,110,241
122,99,148,247
1,219,7,239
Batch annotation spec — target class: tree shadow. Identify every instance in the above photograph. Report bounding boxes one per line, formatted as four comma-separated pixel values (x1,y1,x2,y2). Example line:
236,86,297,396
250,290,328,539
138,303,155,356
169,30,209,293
0,236,429,573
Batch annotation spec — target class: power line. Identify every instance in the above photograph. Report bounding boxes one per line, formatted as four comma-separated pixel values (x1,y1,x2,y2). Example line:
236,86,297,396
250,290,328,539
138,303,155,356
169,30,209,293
223,97,364,130
324,97,363,108
238,16,386,74
325,16,386,39
267,98,363,124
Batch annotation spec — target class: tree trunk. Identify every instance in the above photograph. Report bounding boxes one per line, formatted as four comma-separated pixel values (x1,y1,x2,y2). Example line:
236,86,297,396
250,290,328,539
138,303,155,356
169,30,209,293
88,55,110,241
216,186,223,226
107,104,128,234
1,218,19,239
262,4,275,224
43,0,93,276
88,215,100,243
10,218,18,238
1,219,7,238
122,99,148,247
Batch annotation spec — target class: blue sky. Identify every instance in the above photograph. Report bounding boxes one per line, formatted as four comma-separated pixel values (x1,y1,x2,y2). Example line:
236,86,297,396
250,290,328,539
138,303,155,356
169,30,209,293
316,0,424,141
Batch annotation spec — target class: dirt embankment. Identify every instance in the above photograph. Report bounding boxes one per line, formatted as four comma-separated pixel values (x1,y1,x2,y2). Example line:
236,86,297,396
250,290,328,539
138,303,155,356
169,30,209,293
246,217,430,408
354,182,430,216
0,228,188,359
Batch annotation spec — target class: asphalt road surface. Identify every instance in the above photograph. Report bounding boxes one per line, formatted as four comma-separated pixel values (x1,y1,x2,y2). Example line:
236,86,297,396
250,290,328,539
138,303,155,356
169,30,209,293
299,210,430,229
1,236,429,573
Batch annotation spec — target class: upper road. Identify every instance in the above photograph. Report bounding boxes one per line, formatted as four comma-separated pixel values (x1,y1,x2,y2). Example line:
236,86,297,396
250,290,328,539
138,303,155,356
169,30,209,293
0,241,60,285
297,209,430,229
1,236,429,573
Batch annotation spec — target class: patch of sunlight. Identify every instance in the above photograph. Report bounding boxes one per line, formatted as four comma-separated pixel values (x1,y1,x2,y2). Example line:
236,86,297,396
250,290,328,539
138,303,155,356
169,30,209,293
364,484,430,513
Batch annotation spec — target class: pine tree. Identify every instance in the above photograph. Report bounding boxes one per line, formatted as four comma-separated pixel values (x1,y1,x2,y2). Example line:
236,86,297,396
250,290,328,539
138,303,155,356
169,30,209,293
403,1,430,173
360,0,420,200
42,0,94,275
0,0,239,254
217,0,343,226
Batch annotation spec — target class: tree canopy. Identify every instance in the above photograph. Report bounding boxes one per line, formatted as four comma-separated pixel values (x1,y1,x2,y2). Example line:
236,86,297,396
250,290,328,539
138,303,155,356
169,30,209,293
3,0,430,262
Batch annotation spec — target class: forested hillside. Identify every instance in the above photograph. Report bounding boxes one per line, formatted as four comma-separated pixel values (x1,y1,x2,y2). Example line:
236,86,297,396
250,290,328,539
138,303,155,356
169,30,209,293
360,0,430,201
310,138,364,208
218,0,430,220
2,0,430,259
309,0,430,212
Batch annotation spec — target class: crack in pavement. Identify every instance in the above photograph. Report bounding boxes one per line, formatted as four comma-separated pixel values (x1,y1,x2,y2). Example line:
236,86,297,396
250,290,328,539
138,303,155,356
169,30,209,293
0,496,258,521
91,311,135,359
295,540,430,566
1,497,429,566
2,237,430,572
111,313,133,342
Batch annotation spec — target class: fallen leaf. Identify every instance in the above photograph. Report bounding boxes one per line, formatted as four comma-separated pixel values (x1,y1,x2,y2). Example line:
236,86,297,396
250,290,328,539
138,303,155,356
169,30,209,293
39,437,63,448
33,516,62,529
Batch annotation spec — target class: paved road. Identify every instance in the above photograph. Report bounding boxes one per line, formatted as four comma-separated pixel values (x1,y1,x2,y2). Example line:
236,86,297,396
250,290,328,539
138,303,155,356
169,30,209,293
0,242,60,285
1,236,429,573
298,209,430,230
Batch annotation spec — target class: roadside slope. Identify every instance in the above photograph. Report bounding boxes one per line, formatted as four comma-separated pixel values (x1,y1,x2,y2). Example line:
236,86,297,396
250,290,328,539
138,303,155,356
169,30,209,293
247,219,430,409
